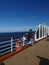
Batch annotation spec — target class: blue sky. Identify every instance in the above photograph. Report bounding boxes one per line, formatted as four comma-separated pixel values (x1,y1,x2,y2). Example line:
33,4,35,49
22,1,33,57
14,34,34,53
0,0,49,32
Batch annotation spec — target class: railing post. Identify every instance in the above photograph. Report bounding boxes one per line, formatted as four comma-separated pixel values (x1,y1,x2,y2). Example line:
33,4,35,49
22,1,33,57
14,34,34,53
45,26,46,36
48,26,49,35
44,26,45,36
11,37,13,52
48,27,49,35
23,36,25,46
47,26,48,35
42,25,43,37
39,25,40,39
46,26,48,35
47,27,48,35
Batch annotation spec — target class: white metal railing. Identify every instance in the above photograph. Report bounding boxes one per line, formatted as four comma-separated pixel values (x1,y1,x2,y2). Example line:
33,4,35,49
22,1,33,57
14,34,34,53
0,48,16,56
0,50,11,56
35,24,49,41
0,37,21,56
0,38,20,44
0,40,11,44
0,47,11,52
0,44,11,47
0,35,29,56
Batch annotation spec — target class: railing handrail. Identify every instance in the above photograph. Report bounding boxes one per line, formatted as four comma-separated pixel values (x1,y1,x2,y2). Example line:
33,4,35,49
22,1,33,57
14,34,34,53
0,43,11,47
0,37,23,44
0,50,11,56
0,46,11,51
0,40,11,44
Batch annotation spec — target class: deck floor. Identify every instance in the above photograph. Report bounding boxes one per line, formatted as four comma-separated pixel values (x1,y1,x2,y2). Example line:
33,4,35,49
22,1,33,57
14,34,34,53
2,37,49,65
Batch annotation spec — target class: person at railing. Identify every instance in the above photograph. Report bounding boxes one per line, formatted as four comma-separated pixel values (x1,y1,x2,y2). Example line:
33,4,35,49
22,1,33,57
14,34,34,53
16,40,19,49
16,39,22,49
28,29,34,45
19,39,22,48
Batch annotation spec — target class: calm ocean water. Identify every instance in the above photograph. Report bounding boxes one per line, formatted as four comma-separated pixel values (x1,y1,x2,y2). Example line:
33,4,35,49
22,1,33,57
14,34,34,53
0,32,28,38
0,32,28,42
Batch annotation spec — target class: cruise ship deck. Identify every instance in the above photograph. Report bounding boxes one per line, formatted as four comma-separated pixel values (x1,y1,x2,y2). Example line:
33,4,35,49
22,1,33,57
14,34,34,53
2,37,49,65
0,24,49,65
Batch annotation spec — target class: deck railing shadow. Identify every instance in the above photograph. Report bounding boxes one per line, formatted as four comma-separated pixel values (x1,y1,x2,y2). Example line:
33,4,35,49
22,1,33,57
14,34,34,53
36,55,49,65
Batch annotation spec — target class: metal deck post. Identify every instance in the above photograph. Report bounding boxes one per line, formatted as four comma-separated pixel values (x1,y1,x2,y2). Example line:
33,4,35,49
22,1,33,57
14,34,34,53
11,37,13,52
